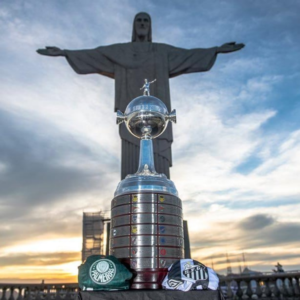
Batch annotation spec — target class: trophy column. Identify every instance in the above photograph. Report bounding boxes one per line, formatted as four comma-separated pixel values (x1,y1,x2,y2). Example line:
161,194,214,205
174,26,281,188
110,94,183,289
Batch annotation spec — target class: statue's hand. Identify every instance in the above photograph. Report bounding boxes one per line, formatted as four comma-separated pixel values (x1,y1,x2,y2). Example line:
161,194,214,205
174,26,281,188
217,42,245,53
36,46,66,57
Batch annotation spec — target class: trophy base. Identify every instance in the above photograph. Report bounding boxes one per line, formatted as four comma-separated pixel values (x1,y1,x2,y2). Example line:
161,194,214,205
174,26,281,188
114,174,178,197
110,192,184,290
119,260,168,289
131,268,168,289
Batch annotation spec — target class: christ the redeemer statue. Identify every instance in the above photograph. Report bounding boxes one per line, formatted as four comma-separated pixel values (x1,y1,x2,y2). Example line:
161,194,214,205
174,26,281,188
37,12,244,180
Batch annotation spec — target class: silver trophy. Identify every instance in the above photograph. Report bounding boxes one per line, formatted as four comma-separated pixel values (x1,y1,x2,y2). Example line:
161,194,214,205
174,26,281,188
115,92,177,196
110,81,184,289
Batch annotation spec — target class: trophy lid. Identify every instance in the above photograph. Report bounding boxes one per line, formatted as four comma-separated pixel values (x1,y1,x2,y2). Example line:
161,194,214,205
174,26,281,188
117,95,175,140
125,95,168,115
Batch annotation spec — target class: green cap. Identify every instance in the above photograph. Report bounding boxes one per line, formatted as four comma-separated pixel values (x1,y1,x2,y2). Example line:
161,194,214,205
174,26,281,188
78,255,132,291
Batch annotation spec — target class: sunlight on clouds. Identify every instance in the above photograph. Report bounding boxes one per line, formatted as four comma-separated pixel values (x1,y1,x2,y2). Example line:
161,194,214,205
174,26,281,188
1,74,119,160
1,0,300,281
2,238,81,255
46,260,82,276
189,219,300,273
0,264,78,282
31,191,114,222
193,245,300,274
172,91,300,204
0,239,82,282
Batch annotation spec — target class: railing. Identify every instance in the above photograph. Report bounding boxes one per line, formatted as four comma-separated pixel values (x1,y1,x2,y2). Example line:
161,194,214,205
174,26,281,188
219,271,300,299
1,272,300,300
0,284,78,300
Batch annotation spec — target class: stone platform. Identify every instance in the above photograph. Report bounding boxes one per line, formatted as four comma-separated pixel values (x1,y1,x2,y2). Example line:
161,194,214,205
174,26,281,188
79,290,222,300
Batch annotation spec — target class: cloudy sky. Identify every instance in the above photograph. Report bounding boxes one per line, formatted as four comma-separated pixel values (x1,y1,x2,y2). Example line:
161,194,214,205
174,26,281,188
0,0,300,282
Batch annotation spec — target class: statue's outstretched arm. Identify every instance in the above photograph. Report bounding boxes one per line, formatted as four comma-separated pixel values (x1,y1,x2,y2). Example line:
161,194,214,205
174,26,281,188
36,46,66,57
37,45,115,77
149,79,156,84
217,42,245,54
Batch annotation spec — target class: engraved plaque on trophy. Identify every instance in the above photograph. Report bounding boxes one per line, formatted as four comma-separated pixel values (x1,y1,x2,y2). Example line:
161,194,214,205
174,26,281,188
110,81,183,289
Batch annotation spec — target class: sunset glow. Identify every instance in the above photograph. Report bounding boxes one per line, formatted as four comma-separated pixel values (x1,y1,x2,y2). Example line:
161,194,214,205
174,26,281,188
1,0,300,283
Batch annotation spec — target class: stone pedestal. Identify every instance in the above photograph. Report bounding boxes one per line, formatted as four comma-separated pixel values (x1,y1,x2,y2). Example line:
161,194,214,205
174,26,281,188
79,290,222,300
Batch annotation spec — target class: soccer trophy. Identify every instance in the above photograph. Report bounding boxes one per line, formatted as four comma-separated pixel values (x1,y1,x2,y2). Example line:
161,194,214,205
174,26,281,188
109,81,184,289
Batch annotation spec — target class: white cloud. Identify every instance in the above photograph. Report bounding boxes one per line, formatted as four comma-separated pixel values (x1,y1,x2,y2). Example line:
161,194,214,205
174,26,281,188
174,126,300,203
220,57,267,75
2,238,81,255
1,0,300,275
0,162,7,174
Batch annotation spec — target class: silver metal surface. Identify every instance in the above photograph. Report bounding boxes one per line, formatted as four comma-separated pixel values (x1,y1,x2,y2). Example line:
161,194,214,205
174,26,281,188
158,236,184,247
131,194,156,203
125,96,168,115
114,95,178,197
131,235,157,246
112,195,130,207
131,203,156,213
158,194,182,207
130,247,157,257
111,204,131,217
117,95,174,139
110,236,130,248
116,110,125,125
158,247,183,258
110,247,129,257
115,173,178,196
111,192,184,267
111,226,130,238
158,204,182,216
165,109,176,123
111,90,185,283
158,225,184,237
127,111,166,139
111,235,184,248
112,215,130,227
159,259,177,268
122,95,176,139
131,214,157,224
130,258,158,269
140,79,156,96
131,224,157,235
158,214,182,226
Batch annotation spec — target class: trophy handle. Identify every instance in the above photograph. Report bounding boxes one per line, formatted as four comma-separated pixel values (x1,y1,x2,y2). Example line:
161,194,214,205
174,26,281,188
166,109,176,124
116,110,125,125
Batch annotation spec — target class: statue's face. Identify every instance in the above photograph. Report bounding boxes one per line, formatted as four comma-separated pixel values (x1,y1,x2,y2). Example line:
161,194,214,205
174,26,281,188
135,13,150,38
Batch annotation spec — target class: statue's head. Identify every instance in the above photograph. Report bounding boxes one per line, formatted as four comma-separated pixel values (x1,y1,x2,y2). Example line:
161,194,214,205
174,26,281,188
132,12,152,42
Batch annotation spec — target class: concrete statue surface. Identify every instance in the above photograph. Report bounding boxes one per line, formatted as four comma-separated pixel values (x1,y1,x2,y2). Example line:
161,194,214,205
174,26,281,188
37,12,244,179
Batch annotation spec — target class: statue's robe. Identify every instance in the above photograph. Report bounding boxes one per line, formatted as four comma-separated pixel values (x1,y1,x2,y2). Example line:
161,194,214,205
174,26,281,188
65,42,218,179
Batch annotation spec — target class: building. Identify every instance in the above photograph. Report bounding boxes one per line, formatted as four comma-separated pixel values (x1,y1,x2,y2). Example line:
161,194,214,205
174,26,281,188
81,212,106,262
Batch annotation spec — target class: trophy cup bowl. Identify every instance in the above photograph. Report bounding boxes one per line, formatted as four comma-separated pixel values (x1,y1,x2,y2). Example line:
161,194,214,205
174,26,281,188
115,95,177,196
117,95,176,139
